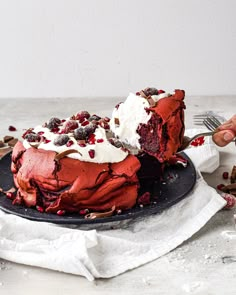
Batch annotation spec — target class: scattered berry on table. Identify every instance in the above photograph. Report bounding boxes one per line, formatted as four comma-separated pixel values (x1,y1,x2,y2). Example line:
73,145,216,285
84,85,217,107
8,125,17,131
222,172,229,179
57,210,66,216
217,184,225,191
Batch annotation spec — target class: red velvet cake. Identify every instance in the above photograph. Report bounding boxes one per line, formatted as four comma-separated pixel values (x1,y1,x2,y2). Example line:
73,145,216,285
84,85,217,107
9,87,186,216
110,87,185,162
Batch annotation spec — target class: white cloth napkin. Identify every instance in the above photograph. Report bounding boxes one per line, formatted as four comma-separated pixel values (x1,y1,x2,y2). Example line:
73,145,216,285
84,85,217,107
184,128,220,173
0,129,226,281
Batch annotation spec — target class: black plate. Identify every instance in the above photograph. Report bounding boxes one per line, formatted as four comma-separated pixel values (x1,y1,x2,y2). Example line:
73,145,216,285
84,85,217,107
0,152,196,225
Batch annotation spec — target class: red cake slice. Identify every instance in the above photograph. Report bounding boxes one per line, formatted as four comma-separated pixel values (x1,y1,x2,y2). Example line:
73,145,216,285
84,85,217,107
110,87,185,162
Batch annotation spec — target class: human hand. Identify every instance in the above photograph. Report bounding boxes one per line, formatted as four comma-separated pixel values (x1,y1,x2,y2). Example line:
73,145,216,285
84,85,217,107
212,115,236,147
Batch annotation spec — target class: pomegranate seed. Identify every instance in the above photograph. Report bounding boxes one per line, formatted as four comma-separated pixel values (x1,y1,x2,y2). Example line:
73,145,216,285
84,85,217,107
8,125,17,131
222,193,236,209
88,139,95,144
61,119,66,122
88,133,96,144
51,127,60,133
222,172,229,179
78,140,86,147
88,149,95,158
136,92,140,96
104,124,110,130
66,140,74,147
99,120,110,130
158,89,165,94
57,209,66,216
79,143,86,147
6,192,14,199
42,137,51,144
78,117,85,123
137,192,151,205
190,136,205,147
36,205,44,213
81,120,89,126
104,117,110,122
97,139,104,143
217,184,225,191
79,209,89,215
88,133,95,139
37,131,45,135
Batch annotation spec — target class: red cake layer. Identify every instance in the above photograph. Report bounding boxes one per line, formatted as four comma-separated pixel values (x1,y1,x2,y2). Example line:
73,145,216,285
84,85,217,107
11,141,141,213
137,89,185,162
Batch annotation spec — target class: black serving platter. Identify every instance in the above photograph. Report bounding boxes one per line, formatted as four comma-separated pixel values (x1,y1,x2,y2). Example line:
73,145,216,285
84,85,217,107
0,152,196,225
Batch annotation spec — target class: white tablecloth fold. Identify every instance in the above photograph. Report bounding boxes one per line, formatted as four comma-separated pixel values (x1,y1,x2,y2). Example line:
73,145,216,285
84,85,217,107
0,130,226,281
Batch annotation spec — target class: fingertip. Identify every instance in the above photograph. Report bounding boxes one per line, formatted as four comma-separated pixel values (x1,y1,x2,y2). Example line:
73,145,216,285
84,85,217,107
223,131,235,142
213,131,232,147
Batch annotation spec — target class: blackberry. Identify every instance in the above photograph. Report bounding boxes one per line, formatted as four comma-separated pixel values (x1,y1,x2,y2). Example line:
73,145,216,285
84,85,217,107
84,124,97,137
53,134,70,146
143,87,159,96
48,117,61,130
74,127,87,140
25,133,41,142
109,138,123,148
88,114,101,121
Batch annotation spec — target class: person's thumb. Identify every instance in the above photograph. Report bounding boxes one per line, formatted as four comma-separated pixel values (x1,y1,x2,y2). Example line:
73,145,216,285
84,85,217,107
213,130,235,147
223,131,235,142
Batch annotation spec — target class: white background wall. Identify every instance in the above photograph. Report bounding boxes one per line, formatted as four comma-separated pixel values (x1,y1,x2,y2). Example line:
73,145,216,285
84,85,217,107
0,0,236,98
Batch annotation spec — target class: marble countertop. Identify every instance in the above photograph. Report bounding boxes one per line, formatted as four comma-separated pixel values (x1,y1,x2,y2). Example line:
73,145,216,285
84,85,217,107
0,95,236,295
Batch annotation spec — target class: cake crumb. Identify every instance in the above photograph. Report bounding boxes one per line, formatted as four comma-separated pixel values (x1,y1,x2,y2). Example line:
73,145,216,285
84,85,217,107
204,254,211,259
182,282,203,293
142,276,151,285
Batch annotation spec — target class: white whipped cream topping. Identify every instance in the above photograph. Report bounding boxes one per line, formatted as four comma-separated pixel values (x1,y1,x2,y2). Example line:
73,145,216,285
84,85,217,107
23,122,128,163
110,93,152,149
110,92,171,149
151,92,170,101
